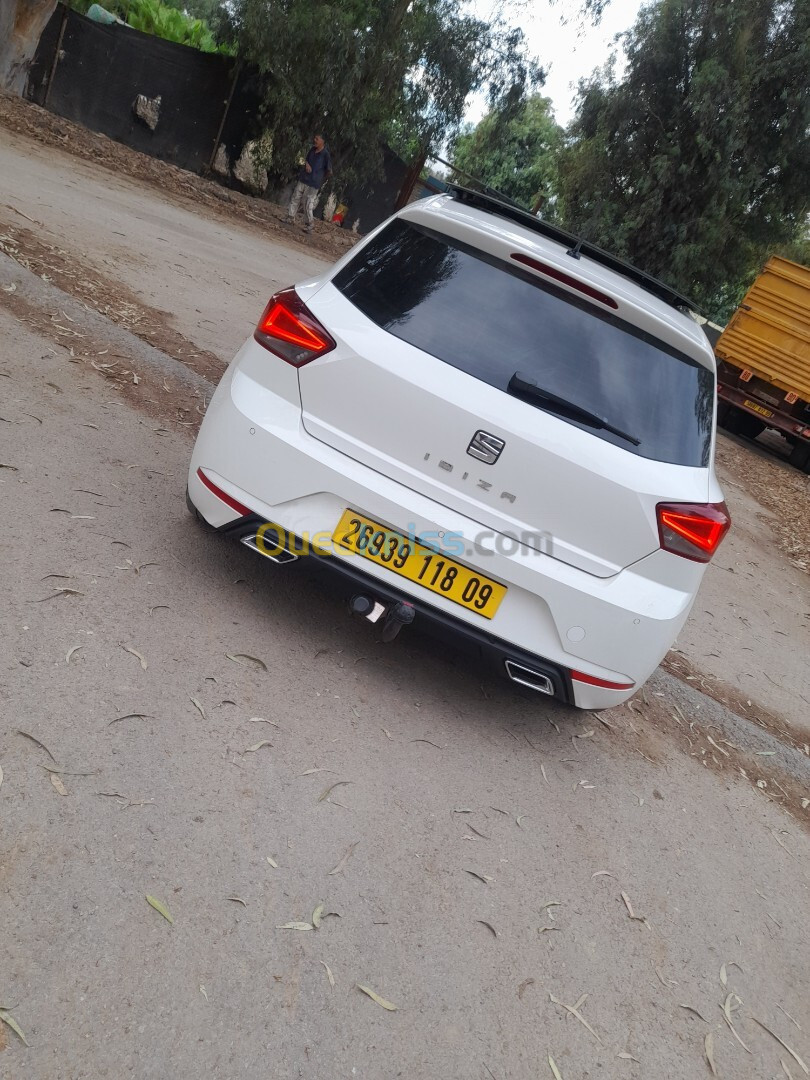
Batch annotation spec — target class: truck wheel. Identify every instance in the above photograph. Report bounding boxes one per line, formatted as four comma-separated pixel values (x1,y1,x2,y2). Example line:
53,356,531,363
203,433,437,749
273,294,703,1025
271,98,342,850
716,401,732,428
727,411,765,440
788,441,810,473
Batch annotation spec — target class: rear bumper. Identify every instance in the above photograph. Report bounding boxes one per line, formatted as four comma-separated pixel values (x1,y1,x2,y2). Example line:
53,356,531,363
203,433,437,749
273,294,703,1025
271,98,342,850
208,506,575,704
188,341,709,709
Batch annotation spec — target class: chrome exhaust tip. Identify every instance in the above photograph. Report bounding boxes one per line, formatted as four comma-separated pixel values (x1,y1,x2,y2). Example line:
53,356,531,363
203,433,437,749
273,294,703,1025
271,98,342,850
504,660,554,696
240,533,299,564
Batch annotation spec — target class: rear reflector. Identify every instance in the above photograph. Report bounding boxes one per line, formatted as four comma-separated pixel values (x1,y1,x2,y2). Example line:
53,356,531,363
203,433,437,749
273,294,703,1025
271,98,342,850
511,253,619,309
656,501,731,563
254,287,336,366
571,669,635,690
197,468,251,517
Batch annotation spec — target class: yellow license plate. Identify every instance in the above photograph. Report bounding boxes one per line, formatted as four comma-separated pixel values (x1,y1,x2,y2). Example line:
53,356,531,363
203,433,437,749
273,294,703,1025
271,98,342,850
743,398,773,418
332,510,506,619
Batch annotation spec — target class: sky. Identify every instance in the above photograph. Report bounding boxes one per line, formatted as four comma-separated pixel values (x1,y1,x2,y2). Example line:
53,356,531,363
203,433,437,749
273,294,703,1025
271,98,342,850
466,0,648,128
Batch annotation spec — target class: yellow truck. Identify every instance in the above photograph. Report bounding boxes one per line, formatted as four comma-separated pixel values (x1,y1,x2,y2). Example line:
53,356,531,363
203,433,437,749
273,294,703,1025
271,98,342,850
715,255,810,472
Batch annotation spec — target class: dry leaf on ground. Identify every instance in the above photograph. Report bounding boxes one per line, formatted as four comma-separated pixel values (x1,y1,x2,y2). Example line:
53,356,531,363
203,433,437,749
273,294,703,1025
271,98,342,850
244,740,272,753
752,1018,809,1075
320,960,335,988
33,587,83,601
621,891,648,925
189,697,206,720
467,824,490,839
50,773,68,796
679,1004,710,1023
276,921,314,931
108,712,154,726
328,841,360,876
654,967,677,988
464,869,493,885
721,993,751,1053
312,904,324,929
120,644,147,670
146,895,174,924
226,652,268,672
776,1005,801,1030
548,1054,564,1079
318,780,352,803
357,984,397,1011
704,1031,717,1075
16,729,56,761
0,1009,28,1046
549,992,602,1044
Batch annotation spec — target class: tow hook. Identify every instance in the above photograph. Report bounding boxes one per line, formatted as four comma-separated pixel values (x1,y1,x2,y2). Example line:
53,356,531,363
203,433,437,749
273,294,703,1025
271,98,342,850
349,594,415,642
381,601,415,643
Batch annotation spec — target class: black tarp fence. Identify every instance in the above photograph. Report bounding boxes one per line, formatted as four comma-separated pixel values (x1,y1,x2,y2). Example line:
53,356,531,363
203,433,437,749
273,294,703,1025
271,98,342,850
26,4,260,174
25,5,414,232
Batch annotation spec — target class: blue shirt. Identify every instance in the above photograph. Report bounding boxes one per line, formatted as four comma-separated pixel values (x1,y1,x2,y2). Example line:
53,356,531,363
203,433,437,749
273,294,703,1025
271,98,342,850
298,145,332,189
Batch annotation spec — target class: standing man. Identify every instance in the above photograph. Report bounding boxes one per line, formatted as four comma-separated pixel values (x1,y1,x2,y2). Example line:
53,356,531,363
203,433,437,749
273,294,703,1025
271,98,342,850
286,133,332,234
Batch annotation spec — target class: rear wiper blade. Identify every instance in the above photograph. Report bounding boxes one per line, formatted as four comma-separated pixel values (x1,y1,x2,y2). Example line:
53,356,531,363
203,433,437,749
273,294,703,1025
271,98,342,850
507,371,641,446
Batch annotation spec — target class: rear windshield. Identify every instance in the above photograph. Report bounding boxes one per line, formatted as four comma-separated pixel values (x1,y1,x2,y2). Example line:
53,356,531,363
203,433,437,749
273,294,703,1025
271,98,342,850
333,218,713,466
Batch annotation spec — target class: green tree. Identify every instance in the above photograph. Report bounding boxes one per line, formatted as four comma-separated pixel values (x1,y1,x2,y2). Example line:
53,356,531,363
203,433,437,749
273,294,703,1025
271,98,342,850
557,0,810,316
230,0,541,190
161,0,234,46
450,95,563,211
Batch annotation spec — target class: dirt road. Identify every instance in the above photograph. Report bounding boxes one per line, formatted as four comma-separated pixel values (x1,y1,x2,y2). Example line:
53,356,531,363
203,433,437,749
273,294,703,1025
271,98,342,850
1,112,809,1079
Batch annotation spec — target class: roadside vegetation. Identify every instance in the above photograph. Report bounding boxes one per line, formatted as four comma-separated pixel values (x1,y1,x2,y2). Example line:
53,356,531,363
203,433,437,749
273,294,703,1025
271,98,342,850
450,0,809,322
69,0,232,53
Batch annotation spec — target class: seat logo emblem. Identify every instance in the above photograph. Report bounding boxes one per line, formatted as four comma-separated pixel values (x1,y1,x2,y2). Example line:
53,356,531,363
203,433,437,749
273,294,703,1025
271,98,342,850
467,430,505,465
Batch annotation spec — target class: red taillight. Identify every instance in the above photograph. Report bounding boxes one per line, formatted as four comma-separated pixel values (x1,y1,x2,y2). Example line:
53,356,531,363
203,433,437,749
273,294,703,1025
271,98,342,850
571,669,635,690
254,287,336,366
656,501,731,563
197,468,251,517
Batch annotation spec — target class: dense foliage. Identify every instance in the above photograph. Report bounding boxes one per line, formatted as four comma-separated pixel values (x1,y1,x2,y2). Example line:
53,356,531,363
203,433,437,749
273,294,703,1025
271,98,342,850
556,0,810,316
450,95,563,213
229,0,542,189
70,0,231,53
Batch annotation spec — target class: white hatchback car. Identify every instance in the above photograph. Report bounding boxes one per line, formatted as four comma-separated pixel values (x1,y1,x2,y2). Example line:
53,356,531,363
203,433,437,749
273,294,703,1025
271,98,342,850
188,187,730,709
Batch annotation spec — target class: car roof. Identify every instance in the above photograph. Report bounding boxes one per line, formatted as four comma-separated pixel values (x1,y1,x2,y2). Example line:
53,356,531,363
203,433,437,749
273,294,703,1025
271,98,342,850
399,186,713,367
445,185,697,310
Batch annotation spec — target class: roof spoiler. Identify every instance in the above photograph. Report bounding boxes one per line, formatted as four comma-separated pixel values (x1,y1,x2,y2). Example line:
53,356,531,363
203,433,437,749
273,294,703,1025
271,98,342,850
446,184,699,314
